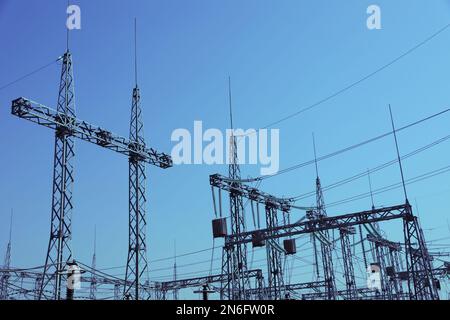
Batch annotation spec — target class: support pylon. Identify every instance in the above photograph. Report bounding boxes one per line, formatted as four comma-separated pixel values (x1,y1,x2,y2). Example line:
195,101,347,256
403,204,439,300
90,227,97,300
40,51,76,300
123,19,149,301
312,134,336,300
339,227,357,299
265,203,285,300
0,211,13,300
123,85,148,300
220,78,250,300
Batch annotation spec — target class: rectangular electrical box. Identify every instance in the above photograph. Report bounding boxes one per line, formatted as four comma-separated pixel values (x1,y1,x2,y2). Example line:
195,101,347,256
212,218,227,238
252,231,266,248
283,239,297,255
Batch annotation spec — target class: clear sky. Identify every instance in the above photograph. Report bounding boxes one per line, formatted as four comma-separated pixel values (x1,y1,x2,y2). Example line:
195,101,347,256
0,0,449,299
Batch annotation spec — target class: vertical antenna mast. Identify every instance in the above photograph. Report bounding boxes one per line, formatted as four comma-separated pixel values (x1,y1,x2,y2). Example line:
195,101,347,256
124,17,149,300
367,169,375,210
389,105,409,204
228,76,233,130
312,133,319,178
134,18,138,87
9,209,13,244
90,226,97,300
66,0,70,52
173,240,179,300
93,225,97,257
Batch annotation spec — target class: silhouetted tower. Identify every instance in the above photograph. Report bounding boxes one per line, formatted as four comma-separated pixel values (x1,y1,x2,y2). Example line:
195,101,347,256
40,49,76,300
339,227,357,299
10,18,171,302
265,202,285,300
124,19,149,300
221,77,250,300
90,227,97,300
173,242,179,300
312,134,336,300
0,211,13,300
389,106,438,300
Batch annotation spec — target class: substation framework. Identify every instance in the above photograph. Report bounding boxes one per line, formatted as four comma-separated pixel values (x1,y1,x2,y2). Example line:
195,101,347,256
1,53,449,301
5,50,172,300
210,173,447,300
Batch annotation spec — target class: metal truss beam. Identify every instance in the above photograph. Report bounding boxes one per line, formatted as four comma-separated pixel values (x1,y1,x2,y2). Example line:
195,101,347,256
265,203,285,300
124,86,149,300
11,97,172,168
225,205,409,246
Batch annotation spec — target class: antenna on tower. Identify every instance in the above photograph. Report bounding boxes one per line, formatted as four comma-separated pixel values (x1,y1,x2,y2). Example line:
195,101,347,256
134,18,138,87
66,0,70,52
173,240,179,300
93,225,97,256
9,209,13,244
389,105,409,204
367,169,375,210
312,133,319,178
228,76,234,130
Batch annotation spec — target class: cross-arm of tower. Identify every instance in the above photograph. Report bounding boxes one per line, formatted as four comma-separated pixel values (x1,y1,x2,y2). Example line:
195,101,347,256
11,97,173,169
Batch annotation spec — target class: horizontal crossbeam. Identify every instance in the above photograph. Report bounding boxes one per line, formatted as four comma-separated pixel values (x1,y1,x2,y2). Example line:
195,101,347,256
11,97,172,168
225,204,409,246
210,174,300,211
156,269,263,291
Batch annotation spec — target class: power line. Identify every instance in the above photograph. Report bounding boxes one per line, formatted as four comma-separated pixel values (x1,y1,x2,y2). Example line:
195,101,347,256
292,133,450,201
255,107,449,180
0,58,60,92
326,163,450,208
256,22,450,130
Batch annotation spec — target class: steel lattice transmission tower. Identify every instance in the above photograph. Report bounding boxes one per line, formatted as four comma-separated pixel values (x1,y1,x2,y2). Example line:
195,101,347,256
403,205,439,300
265,203,285,300
90,228,97,300
10,48,172,300
388,105,438,300
339,227,357,299
0,211,13,300
39,51,76,300
221,78,251,300
123,20,150,300
312,135,336,300
123,84,149,300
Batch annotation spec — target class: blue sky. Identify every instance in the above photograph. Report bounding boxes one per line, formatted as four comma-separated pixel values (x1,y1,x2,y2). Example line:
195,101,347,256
1,0,450,298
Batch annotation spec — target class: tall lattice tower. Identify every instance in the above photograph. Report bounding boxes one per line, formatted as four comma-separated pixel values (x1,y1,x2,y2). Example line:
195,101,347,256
40,50,76,300
124,20,149,300
90,227,97,300
221,77,251,300
312,135,336,300
0,211,13,300
173,242,179,300
388,106,438,300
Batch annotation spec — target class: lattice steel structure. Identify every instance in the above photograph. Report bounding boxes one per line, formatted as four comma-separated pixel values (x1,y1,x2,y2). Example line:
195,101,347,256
11,50,172,300
39,51,76,300
403,204,438,300
89,231,97,300
123,85,149,300
0,214,12,300
265,202,285,300
339,227,357,299
313,175,336,300
225,203,440,300
156,269,263,300
219,81,251,300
